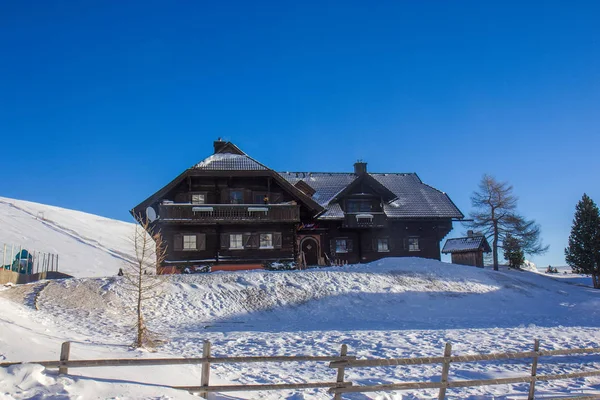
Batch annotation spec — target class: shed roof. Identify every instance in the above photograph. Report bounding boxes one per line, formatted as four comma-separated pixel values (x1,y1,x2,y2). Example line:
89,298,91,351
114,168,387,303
442,236,492,253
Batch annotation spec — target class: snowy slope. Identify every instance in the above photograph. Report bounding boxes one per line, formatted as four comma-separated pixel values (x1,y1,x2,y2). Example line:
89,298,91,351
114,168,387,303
2,258,600,399
0,197,136,277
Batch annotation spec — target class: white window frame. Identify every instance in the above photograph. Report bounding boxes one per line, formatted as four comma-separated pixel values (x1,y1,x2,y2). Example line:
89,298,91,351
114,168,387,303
335,239,348,253
377,238,389,252
408,237,420,252
260,233,273,249
230,234,243,250
191,194,205,205
183,235,197,250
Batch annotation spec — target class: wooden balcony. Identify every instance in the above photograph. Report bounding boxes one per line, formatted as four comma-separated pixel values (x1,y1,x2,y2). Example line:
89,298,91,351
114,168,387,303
342,212,387,229
158,204,300,224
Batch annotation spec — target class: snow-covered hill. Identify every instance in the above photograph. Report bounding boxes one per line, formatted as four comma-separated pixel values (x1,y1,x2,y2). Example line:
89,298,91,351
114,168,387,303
0,197,136,277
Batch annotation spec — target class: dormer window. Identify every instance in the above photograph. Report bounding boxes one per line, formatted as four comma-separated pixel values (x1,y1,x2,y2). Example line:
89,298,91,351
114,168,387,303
346,199,372,213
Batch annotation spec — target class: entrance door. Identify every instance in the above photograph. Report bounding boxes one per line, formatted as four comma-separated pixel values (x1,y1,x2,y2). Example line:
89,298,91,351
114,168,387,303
301,237,319,266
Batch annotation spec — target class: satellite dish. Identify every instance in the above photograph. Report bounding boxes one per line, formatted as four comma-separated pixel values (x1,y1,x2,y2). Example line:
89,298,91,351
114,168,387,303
146,206,158,222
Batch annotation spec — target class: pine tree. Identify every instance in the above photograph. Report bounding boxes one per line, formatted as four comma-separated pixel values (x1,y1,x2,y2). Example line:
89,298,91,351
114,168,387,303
565,194,600,288
503,234,525,269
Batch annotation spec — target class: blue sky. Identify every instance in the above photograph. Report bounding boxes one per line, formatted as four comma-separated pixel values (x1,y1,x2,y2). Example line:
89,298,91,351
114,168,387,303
1,1,599,267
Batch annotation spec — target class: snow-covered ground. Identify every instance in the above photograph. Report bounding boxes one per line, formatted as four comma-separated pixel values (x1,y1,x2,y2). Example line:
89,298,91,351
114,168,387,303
1,197,599,399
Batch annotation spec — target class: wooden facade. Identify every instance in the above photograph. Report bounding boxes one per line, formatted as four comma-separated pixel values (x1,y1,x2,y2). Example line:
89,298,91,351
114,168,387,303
131,140,463,273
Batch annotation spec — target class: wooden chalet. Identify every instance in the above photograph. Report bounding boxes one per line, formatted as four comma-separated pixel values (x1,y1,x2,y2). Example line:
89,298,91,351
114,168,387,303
441,231,491,268
131,140,464,273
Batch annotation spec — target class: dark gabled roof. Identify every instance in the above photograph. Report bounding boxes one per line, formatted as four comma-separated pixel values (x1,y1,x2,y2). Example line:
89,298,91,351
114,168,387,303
279,172,463,220
442,236,491,253
329,173,398,204
194,153,269,171
131,140,463,222
131,143,324,218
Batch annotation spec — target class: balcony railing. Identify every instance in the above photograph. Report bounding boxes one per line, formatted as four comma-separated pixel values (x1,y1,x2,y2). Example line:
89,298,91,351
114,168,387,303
158,204,300,223
342,212,387,228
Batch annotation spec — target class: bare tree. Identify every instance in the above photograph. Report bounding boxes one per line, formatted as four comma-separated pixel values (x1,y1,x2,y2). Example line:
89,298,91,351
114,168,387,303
467,174,548,270
121,216,167,348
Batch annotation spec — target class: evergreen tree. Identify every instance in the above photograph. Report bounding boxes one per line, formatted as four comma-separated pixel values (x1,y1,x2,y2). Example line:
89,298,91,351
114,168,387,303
565,194,600,288
503,234,525,269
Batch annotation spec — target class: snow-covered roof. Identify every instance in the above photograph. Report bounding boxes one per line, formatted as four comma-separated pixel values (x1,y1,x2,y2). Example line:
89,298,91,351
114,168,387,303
278,172,463,220
442,236,491,253
194,153,268,171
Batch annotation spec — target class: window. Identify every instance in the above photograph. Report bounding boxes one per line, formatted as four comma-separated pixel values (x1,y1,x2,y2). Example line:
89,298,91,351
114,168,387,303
260,233,273,249
377,238,389,252
183,235,197,250
229,190,244,204
335,239,348,253
230,234,243,249
408,237,420,252
191,194,205,204
347,199,372,213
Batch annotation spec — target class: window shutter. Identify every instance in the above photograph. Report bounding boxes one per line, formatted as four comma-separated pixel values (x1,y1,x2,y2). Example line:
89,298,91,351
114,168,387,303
273,232,282,249
330,239,337,256
388,237,393,250
403,238,408,251
220,189,229,204
347,239,353,252
371,238,378,252
220,233,229,249
174,234,183,251
197,233,206,251
270,192,283,204
250,233,260,248
243,233,252,248
244,189,253,204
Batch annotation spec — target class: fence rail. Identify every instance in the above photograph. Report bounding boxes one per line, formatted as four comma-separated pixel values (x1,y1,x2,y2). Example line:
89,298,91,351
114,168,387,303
1,340,599,399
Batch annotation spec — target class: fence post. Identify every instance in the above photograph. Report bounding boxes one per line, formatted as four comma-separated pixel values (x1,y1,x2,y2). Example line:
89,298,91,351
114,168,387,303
438,342,452,400
59,341,71,375
2,244,6,268
333,344,348,400
528,339,540,400
199,340,211,399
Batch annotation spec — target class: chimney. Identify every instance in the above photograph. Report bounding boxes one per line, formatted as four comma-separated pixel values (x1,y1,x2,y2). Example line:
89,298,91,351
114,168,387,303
213,138,227,154
354,160,367,175
467,230,474,237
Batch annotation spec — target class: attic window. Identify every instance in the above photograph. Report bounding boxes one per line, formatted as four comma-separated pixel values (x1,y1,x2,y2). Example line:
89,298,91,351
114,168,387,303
347,199,372,213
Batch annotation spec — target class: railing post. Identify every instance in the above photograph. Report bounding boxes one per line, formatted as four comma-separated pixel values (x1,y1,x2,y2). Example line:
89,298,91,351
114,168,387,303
199,340,211,399
438,342,452,400
528,339,540,400
59,341,71,375
333,344,348,400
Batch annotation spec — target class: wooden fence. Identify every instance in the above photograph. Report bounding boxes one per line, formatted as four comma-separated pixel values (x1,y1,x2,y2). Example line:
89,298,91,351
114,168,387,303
2,340,600,399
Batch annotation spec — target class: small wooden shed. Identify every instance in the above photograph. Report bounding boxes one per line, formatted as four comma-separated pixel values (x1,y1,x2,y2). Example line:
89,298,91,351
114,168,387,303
442,231,491,268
